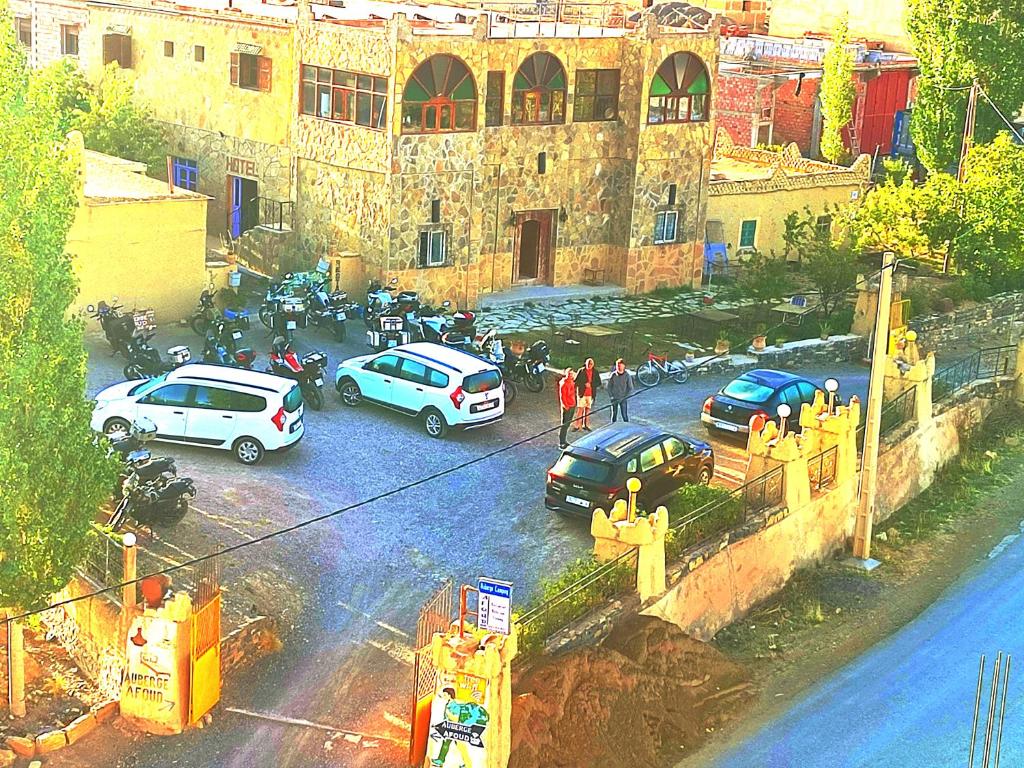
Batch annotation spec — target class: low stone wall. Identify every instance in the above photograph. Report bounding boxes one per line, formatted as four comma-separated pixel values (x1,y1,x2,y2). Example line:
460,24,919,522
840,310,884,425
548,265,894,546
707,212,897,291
874,383,1003,522
911,291,1024,353
643,478,857,641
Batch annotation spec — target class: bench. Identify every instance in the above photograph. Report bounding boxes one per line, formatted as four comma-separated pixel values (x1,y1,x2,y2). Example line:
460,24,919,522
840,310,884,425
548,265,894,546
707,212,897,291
582,267,605,286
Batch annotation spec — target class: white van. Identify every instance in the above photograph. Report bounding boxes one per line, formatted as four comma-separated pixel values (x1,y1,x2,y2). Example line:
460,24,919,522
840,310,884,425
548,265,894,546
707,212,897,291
91,364,304,465
335,342,503,438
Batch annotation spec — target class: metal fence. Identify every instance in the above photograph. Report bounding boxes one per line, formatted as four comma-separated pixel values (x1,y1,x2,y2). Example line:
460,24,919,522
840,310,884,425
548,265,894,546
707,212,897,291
482,1,633,37
77,528,125,591
808,445,839,492
880,384,917,437
934,345,1016,403
258,197,294,232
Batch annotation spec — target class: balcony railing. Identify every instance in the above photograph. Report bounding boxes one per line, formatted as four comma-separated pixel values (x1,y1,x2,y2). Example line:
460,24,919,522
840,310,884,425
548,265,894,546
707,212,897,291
258,197,294,232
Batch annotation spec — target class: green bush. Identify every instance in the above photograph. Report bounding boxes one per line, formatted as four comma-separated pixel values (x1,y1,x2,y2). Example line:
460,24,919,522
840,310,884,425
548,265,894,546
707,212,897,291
904,285,934,318
664,485,743,562
516,554,635,659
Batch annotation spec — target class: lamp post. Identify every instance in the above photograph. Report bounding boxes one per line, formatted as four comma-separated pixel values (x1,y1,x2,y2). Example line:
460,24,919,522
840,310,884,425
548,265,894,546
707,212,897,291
776,403,792,440
824,377,839,415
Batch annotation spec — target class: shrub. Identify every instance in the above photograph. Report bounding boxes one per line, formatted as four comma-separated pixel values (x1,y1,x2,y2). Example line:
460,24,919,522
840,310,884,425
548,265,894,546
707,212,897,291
664,485,743,561
903,285,935,317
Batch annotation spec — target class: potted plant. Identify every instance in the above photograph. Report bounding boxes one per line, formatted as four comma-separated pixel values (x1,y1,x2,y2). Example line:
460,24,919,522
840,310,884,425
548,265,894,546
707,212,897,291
684,351,695,363
819,322,833,341
715,335,731,355
702,293,715,306
775,337,786,348
752,325,768,351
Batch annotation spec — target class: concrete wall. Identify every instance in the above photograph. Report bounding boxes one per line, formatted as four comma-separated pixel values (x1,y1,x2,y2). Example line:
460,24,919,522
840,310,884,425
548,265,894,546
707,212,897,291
767,0,911,53
67,196,209,322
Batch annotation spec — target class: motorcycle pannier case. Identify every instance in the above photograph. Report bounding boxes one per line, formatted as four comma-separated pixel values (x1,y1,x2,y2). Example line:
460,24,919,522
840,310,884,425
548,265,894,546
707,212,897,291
167,345,192,365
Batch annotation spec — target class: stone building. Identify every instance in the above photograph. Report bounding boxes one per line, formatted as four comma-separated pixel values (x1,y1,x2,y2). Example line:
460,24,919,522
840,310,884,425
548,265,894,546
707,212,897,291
10,0,722,307
705,130,871,266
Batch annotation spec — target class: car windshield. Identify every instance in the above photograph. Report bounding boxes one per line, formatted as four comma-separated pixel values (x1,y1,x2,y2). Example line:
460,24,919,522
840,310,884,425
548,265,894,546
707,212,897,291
552,454,611,484
128,374,168,397
722,377,775,403
284,384,303,413
463,370,501,394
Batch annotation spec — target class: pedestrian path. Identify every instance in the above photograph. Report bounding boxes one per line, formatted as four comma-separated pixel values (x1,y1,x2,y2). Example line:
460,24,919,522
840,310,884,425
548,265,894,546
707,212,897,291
479,287,754,335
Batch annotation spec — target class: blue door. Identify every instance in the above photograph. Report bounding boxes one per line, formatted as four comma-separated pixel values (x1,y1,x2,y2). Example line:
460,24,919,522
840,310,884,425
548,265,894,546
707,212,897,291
229,175,243,238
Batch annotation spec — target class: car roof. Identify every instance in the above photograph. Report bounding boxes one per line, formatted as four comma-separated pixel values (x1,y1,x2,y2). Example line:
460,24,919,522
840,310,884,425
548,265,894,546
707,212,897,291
166,364,295,394
736,369,807,390
569,423,667,460
390,342,498,375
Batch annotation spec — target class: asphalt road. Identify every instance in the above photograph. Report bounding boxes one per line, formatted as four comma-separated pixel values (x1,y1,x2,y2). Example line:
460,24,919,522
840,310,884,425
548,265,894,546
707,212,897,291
709,521,1024,768
83,317,871,768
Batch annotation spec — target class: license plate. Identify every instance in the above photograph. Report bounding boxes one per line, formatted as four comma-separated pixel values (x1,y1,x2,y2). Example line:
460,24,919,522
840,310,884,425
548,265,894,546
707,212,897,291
532,364,544,374
286,320,297,330
289,418,302,433
717,421,739,432
232,330,242,340
314,377,324,386
566,495,590,508
473,400,498,412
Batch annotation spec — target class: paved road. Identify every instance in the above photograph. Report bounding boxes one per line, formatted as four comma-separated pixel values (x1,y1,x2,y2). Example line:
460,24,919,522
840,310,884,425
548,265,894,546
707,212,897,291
710,523,1024,768
83,317,870,767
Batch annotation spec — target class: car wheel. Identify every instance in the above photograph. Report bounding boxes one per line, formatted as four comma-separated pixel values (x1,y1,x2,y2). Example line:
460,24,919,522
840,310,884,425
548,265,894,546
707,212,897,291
103,417,132,441
698,466,713,485
338,379,362,407
233,437,264,466
422,408,448,438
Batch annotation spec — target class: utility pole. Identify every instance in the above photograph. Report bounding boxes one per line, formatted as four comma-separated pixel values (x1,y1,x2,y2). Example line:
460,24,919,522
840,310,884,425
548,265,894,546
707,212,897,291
851,250,894,568
957,78,981,184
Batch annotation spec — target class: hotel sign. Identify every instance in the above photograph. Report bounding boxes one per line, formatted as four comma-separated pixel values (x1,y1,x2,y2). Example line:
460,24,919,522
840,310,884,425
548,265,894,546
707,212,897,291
227,156,257,177
233,42,262,55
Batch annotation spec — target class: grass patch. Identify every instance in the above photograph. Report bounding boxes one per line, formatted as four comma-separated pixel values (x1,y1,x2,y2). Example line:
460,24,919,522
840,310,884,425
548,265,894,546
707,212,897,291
664,485,744,562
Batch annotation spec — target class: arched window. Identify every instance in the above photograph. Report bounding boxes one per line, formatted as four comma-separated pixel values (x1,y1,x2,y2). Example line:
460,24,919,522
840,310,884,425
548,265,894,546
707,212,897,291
647,52,710,125
511,52,567,125
401,55,477,134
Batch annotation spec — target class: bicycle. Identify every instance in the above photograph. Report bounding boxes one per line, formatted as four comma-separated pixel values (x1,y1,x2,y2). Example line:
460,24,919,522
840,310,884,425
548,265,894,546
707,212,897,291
636,346,689,387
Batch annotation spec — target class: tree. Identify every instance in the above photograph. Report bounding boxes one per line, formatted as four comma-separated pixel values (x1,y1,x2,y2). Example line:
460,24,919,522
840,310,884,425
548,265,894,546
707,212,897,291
906,0,1024,173
0,3,118,610
819,15,856,164
72,63,166,171
737,249,793,316
783,207,859,319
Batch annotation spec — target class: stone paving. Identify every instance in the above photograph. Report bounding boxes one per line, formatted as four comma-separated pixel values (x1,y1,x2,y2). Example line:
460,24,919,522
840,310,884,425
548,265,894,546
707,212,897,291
479,287,754,334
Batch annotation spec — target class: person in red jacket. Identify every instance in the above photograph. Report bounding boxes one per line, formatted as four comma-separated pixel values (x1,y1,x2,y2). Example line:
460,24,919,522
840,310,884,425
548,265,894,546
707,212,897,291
558,368,577,449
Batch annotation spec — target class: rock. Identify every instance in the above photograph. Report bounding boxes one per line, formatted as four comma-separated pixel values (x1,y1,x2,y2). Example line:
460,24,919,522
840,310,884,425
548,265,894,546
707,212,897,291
35,728,68,754
5,737,35,759
65,712,99,745
0,748,15,768
92,700,119,724
875,531,888,542
1005,435,1020,447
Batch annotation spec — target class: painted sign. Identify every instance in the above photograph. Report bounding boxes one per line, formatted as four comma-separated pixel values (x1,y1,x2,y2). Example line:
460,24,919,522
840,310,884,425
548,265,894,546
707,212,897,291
227,156,257,178
121,613,190,735
477,578,513,636
106,23,131,34
428,671,489,767
233,42,262,55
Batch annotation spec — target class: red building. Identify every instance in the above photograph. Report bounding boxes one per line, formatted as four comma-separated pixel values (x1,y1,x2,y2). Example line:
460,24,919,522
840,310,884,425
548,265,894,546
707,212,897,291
716,35,918,160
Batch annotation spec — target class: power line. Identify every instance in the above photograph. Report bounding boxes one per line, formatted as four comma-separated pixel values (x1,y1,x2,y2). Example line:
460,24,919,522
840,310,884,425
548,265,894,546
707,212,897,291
2,264,890,627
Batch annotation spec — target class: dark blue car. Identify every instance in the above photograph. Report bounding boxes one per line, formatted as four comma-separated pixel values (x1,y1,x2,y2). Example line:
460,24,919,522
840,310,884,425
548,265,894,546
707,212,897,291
701,369,826,436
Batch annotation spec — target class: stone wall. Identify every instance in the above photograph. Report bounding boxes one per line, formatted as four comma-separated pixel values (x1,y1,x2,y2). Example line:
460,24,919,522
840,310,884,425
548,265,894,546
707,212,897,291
910,291,1024,354
9,0,88,69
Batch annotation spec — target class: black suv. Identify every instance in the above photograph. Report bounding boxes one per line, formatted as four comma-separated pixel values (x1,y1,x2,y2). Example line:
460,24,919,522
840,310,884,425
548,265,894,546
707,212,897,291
545,423,715,517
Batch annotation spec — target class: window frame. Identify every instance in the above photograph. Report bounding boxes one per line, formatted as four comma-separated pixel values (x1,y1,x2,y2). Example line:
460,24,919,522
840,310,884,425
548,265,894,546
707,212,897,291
510,52,567,126
647,52,710,126
61,24,79,56
16,17,31,48
194,44,205,63
192,385,235,411
366,355,401,376
662,436,689,461
815,214,832,236
573,68,620,122
654,210,679,245
138,384,194,407
739,219,758,249
639,444,666,473
164,40,174,58
418,227,448,269
397,357,430,385
102,33,132,69
300,64,387,130
172,157,199,191
401,55,477,135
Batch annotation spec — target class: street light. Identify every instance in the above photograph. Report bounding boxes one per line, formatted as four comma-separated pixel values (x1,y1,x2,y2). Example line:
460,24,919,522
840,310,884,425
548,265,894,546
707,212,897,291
122,532,136,548
824,377,840,415
776,403,792,440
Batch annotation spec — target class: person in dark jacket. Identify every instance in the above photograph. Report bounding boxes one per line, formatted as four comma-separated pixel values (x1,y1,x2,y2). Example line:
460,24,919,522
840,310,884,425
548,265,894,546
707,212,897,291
573,357,597,432
557,368,577,449
606,358,634,422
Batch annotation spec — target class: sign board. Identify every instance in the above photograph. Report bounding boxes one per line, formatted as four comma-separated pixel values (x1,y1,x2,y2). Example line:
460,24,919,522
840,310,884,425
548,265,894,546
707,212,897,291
233,42,262,55
106,23,131,34
428,670,489,767
477,577,512,636
121,612,190,735
226,156,257,178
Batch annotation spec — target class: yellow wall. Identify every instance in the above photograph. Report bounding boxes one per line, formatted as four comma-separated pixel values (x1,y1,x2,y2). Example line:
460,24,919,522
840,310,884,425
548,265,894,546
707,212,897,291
707,182,863,261
768,0,910,53
67,196,209,322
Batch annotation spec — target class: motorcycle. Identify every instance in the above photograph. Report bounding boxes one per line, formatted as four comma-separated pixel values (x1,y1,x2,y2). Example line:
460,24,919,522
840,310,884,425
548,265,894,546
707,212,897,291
363,277,400,328
189,289,219,336
479,331,549,393
87,300,135,355
109,467,195,532
123,333,191,380
408,300,453,343
202,319,257,369
477,336,517,406
439,310,479,352
305,278,351,342
267,337,327,410
366,302,413,352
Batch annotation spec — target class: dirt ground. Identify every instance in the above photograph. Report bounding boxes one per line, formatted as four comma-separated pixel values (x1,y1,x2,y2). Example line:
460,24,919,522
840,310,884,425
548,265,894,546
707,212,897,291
510,615,755,768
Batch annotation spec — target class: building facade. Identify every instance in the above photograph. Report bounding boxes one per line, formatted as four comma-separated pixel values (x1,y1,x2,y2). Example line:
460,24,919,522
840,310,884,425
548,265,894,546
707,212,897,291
767,0,910,53
12,0,723,307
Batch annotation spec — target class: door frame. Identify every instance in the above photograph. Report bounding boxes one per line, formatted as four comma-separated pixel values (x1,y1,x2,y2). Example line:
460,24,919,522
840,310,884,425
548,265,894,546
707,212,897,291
512,209,556,285
226,174,259,238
